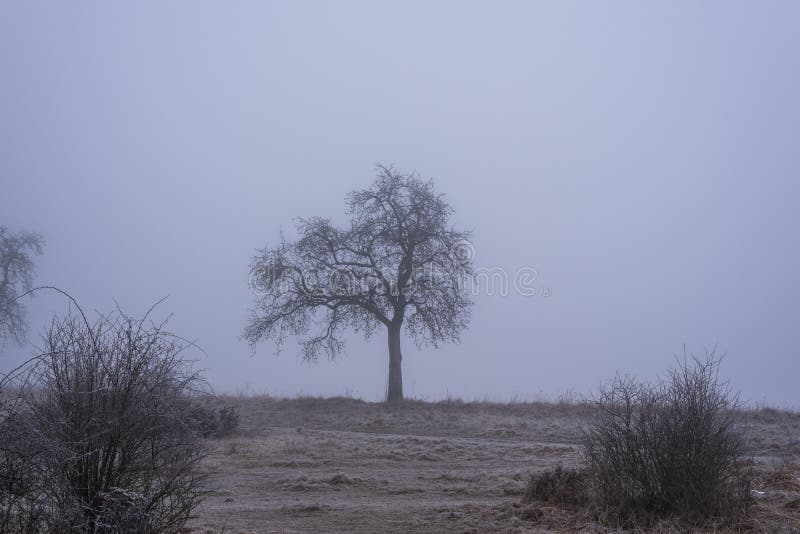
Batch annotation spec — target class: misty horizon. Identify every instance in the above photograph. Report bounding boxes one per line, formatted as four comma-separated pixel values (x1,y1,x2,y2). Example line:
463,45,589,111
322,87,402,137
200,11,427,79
2,1,799,408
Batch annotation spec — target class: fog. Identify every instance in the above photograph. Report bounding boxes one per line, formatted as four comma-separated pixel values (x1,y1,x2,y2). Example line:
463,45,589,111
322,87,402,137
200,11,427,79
2,1,798,406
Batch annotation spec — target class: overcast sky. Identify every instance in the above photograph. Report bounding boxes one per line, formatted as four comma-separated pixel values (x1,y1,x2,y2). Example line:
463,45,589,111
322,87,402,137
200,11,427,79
2,1,798,406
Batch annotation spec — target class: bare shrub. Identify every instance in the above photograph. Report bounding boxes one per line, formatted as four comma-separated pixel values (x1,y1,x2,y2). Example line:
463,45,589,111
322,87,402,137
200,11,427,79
523,466,587,507
188,397,240,438
0,356,51,532
582,353,751,526
0,420,41,531
0,306,208,533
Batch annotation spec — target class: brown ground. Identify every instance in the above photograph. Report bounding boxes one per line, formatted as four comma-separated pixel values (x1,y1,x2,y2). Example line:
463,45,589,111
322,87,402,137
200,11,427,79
187,397,800,533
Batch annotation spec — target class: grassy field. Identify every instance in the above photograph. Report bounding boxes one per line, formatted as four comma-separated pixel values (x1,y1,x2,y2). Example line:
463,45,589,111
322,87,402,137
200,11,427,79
188,396,800,533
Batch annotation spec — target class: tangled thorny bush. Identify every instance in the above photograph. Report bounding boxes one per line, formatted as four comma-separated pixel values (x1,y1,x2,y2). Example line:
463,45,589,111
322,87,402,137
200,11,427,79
582,354,752,526
0,307,209,533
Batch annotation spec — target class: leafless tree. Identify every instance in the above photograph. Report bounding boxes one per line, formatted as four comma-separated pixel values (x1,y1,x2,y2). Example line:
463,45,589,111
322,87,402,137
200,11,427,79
245,165,474,402
0,227,44,347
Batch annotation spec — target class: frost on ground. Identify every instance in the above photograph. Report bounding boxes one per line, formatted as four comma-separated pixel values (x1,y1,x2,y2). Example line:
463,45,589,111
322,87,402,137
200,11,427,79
188,397,800,533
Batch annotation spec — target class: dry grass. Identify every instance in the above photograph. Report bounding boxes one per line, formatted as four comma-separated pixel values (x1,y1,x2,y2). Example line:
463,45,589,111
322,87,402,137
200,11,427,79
186,395,800,533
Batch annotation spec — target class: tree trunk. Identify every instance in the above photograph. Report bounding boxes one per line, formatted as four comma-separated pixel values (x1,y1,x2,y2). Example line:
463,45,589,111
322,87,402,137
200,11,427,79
386,324,403,403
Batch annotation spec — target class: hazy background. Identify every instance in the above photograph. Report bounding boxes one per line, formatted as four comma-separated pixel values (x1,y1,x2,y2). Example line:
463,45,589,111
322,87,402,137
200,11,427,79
2,1,798,406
